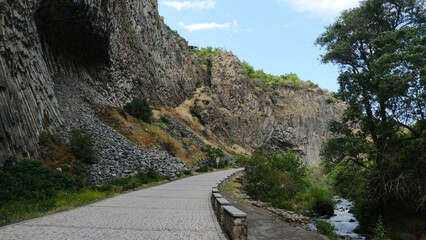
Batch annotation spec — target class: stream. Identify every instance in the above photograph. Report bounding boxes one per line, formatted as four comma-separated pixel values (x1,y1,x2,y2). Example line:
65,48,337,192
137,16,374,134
310,196,365,239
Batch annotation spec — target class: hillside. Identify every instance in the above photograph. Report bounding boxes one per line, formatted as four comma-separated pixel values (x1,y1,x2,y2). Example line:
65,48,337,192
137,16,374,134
0,0,344,181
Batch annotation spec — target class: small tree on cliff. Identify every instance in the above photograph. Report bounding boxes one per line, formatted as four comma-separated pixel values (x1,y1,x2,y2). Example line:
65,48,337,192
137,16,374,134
124,98,153,123
317,0,425,222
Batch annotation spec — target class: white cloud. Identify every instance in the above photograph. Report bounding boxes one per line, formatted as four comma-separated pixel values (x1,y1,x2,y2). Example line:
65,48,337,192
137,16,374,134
178,20,252,33
162,0,215,11
278,0,361,19
179,22,230,32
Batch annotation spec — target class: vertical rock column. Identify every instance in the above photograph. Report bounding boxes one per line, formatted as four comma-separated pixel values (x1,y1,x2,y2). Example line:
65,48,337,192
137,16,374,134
0,0,63,163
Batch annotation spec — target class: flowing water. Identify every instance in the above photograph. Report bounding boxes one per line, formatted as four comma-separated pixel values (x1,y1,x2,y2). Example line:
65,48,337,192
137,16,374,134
311,196,365,239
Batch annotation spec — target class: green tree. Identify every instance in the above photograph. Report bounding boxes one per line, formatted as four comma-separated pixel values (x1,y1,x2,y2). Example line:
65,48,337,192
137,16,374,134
123,98,153,123
317,0,425,220
201,145,225,168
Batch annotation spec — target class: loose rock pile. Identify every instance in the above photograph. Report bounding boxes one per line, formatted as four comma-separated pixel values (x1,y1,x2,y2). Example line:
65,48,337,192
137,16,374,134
251,201,311,224
68,114,192,183
54,74,192,183
158,115,204,149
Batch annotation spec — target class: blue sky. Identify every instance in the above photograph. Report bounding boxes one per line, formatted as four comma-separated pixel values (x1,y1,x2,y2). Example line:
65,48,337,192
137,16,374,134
158,0,361,92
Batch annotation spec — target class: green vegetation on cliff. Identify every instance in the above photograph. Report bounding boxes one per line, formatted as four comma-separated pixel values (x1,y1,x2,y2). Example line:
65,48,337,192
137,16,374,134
195,46,224,79
240,61,318,90
318,0,425,238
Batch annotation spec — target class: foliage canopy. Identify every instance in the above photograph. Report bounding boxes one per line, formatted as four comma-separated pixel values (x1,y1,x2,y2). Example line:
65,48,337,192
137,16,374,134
123,98,153,123
317,0,425,222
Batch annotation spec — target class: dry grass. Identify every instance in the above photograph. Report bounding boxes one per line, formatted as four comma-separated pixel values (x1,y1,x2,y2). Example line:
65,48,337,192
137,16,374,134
221,173,251,204
43,144,75,169
156,88,247,157
99,107,203,166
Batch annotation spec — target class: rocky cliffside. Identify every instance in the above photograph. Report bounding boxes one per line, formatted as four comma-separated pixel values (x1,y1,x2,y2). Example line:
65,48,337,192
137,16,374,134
1,0,342,170
0,0,206,163
190,52,344,165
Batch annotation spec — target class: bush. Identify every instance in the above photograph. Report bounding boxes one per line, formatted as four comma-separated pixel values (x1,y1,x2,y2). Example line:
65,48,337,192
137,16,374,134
314,220,339,239
159,115,171,124
218,159,229,168
183,170,193,176
310,191,334,216
238,150,334,215
39,131,61,147
0,158,73,206
202,145,225,168
170,29,181,38
123,98,153,123
240,61,311,89
373,216,389,240
195,46,223,78
146,168,160,181
70,130,98,164
196,165,211,172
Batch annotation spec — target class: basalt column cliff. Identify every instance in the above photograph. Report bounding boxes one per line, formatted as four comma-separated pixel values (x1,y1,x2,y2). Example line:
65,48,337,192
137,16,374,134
0,0,206,163
0,0,343,168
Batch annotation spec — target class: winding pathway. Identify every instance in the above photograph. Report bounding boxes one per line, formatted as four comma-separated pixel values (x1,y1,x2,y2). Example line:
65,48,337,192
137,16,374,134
0,169,242,240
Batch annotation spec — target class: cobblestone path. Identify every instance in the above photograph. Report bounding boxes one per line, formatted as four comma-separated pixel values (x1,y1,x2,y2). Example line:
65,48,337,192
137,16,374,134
0,169,241,240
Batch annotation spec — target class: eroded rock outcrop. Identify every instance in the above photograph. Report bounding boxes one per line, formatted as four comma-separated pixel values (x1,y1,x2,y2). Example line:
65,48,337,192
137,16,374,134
191,52,344,165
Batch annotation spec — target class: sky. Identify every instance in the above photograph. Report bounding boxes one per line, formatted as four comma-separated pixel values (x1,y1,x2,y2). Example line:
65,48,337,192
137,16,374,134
158,0,362,92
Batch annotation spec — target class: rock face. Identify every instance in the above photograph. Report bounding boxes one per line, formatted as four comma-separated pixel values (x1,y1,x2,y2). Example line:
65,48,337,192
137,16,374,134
191,52,344,165
0,0,206,163
0,0,342,169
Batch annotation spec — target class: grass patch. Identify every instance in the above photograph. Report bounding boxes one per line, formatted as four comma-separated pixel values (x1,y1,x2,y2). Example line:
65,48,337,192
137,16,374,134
221,179,235,193
220,173,249,203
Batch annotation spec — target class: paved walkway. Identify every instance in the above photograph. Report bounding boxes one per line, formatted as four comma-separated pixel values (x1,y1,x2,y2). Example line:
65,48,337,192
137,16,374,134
0,169,242,240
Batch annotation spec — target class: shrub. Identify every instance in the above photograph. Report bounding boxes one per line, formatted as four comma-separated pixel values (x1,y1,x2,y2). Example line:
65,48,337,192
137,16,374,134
183,170,193,176
123,98,153,123
196,165,211,172
240,61,311,89
218,159,229,168
308,185,335,216
146,168,160,182
170,29,181,38
39,131,61,147
70,130,98,164
202,145,225,168
0,158,73,206
195,46,223,78
238,150,335,215
314,220,339,239
373,216,389,240
159,115,171,124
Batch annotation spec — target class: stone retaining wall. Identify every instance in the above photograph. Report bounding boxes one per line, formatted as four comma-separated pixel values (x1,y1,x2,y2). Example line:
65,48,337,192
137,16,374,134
211,170,247,240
